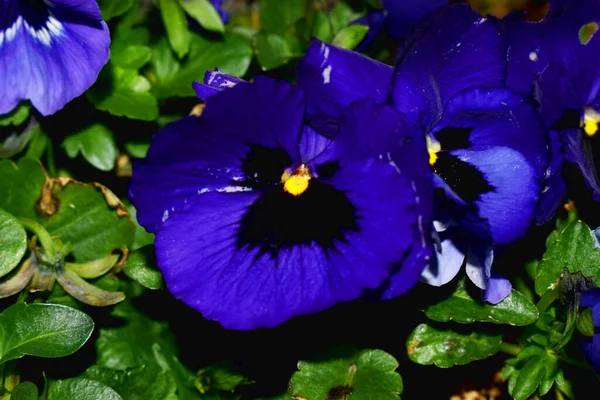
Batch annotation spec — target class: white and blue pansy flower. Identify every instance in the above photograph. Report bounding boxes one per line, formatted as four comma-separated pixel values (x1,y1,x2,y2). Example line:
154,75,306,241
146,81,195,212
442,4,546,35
0,0,110,116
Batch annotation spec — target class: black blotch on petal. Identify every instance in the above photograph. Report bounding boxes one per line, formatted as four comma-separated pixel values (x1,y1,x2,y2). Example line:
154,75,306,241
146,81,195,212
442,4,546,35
552,109,581,131
316,161,340,179
236,180,359,259
434,126,473,150
433,152,494,203
236,144,292,190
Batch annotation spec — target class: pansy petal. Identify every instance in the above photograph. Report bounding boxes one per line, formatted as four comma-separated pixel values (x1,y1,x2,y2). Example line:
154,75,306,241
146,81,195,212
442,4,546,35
192,69,246,100
155,153,417,329
382,0,448,38
465,241,494,290
0,0,110,116
535,129,566,224
392,4,506,128
129,77,305,232
580,335,600,372
563,128,600,200
296,39,392,132
483,273,512,304
421,229,466,287
581,288,600,309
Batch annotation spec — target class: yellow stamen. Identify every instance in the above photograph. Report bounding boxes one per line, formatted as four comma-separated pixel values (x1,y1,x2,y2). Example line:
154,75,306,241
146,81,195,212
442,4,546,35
281,164,311,196
583,107,600,137
426,136,441,166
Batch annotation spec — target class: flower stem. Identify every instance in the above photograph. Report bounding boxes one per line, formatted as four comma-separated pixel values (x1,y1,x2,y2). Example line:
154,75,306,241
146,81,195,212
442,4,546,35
536,288,560,314
18,218,56,259
499,342,521,356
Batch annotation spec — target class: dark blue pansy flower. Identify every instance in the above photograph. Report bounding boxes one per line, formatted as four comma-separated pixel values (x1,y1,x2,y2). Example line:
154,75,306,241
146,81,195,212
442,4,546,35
0,0,110,116
296,4,551,302
129,76,429,329
580,285,600,372
192,68,246,100
382,0,448,39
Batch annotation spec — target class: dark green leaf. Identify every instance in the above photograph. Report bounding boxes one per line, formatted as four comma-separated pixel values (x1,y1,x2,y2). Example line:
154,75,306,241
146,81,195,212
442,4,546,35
424,278,538,326
332,24,369,50
48,378,122,400
0,208,27,278
84,366,177,400
152,31,252,99
0,158,46,220
254,33,293,70
10,381,38,400
0,105,29,127
62,124,118,171
88,65,159,121
178,0,225,33
290,348,403,400
124,201,154,251
0,303,93,363
406,324,501,368
259,0,306,35
510,355,547,400
195,362,253,394
98,0,134,20
124,247,163,290
159,0,191,58
535,220,600,295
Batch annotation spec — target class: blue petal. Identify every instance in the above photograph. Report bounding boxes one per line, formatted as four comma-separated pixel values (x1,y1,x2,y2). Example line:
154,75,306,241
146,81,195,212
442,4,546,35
296,39,392,133
483,273,512,304
0,0,110,116
581,288,600,309
465,241,493,290
535,129,566,224
421,228,466,287
382,0,448,38
563,127,600,201
129,77,305,232
192,69,246,100
580,335,600,373
392,4,506,128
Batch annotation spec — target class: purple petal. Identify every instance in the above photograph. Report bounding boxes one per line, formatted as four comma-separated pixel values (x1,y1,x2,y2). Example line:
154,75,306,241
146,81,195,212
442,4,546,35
580,335,600,373
483,273,512,304
581,288,600,309
421,228,467,287
535,129,566,224
465,241,494,290
192,68,246,100
382,0,448,38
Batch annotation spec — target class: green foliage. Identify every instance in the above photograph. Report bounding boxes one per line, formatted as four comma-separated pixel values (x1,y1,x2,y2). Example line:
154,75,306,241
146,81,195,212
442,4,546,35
332,24,369,50
10,382,39,400
290,348,403,399
84,366,178,400
160,0,191,58
0,105,29,127
62,124,118,172
47,378,122,400
123,247,163,290
178,0,225,33
0,303,93,364
0,209,27,278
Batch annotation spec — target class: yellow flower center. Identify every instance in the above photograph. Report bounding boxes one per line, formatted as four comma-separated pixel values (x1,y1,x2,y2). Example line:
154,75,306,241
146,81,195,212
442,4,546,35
427,136,441,166
583,107,600,137
281,164,311,196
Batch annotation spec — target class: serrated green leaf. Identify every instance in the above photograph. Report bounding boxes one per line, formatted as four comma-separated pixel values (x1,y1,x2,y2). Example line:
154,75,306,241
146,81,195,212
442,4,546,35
88,65,159,121
259,0,306,35
0,208,27,279
535,220,600,295
10,381,38,400
62,124,118,171
178,0,225,33
151,31,252,99
332,24,369,50
48,378,122,400
254,33,293,70
84,366,178,400
98,0,134,20
124,247,163,290
160,0,190,58
290,348,403,400
424,278,538,326
0,303,93,364
0,104,29,127
406,324,501,368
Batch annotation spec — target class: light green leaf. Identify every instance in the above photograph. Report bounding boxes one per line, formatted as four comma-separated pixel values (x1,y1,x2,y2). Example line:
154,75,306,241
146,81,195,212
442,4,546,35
151,31,252,99
0,208,27,279
124,141,150,159
535,220,600,295
259,0,306,35
62,124,118,171
160,0,191,58
112,45,152,70
312,11,332,42
0,303,93,364
0,104,29,127
330,2,362,34
406,324,501,368
48,378,122,400
178,0,225,33
290,348,403,400
332,24,369,50
124,247,163,290
424,278,538,326
254,33,293,70
88,65,159,121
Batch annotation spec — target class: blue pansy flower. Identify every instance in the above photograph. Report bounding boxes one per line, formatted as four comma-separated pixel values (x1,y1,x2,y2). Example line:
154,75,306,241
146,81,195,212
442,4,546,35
296,4,551,303
580,285,600,372
0,0,110,116
129,76,431,329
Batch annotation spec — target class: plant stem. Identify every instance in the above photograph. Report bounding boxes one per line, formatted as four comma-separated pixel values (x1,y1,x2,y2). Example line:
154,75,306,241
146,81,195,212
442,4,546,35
18,218,56,259
536,288,560,314
499,342,521,356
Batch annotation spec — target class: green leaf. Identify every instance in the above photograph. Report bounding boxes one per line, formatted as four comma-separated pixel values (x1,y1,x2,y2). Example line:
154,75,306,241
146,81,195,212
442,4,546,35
254,33,293,70
312,11,332,42
510,354,558,400
124,141,149,159
98,0,134,20
330,2,362,34
0,303,93,364
178,0,225,33
424,278,538,326
0,121,38,158
406,324,502,368
259,0,306,35
84,366,178,400
195,362,253,394
332,24,369,50
160,0,191,58
0,159,135,263
151,31,252,99
10,381,39,400
0,208,27,279
0,104,29,127
48,378,122,400
88,65,159,121
112,45,152,70
62,124,118,172
290,348,403,400
124,247,163,290
124,201,154,251
535,220,600,295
